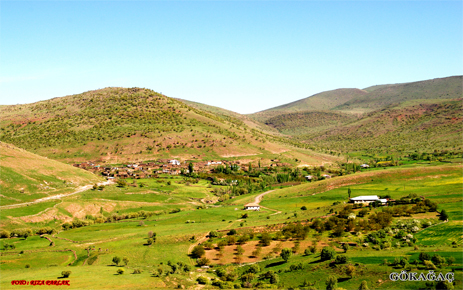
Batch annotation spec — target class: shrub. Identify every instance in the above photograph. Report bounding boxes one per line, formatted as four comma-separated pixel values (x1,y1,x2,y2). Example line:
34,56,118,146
117,268,124,275
61,271,71,278
25,264,30,268
197,276,208,285
0,230,10,239
335,255,348,264
280,248,292,262
358,280,369,290
325,276,338,290
132,269,142,274
228,229,237,236
301,206,307,210
112,256,121,266
197,257,210,266
191,245,205,258
321,246,336,261
209,231,219,238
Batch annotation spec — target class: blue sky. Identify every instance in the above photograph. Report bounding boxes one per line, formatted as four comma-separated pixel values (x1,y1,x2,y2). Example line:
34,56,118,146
1,1,461,114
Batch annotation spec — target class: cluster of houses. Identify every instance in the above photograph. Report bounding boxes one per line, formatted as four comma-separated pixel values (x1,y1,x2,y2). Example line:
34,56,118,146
73,159,257,179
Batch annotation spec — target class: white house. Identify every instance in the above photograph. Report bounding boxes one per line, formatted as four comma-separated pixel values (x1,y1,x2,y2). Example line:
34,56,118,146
322,174,331,179
360,164,370,168
350,195,387,205
169,160,181,166
305,175,313,181
244,203,260,211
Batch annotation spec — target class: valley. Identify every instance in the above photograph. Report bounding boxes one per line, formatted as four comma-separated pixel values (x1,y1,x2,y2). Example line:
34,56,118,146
0,77,462,290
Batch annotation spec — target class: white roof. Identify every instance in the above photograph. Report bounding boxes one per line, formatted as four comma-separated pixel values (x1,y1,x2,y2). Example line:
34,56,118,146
350,195,379,201
379,199,388,203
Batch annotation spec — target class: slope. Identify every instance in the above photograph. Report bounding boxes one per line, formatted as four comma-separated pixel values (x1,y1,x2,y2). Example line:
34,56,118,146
250,88,367,122
0,87,339,165
335,75,463,112
0,142,102,206
298,99,463,153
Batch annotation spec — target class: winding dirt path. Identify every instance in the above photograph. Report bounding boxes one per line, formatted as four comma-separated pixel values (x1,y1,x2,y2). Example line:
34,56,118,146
251,189,281,215
0,180,114,210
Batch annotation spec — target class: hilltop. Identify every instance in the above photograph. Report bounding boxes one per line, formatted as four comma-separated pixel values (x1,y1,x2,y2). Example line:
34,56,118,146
0,88,338,166
0,142,102,206
248,76,463,153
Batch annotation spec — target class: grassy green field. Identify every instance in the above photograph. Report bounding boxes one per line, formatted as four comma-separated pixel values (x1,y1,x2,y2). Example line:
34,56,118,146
1,164,461,289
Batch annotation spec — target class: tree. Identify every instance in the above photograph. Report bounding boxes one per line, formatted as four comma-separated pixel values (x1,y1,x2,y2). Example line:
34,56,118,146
197,257,210,266
325,276,338,290
236,245,244,256
61,271,71,278
335,255,348,264
345,264,356,278
247,264,260,274
116,180,127,187
321,246,336,261
358,280,369,290
252,247,261,258
259,233,272,246
112,256,121,266
191,245,205,258
342,243,349,253
280,248,292,262
348,188,352,199
188,162,194,175
419,252,431,263
123,257,129,265
440,209,449,221
197,276,208,285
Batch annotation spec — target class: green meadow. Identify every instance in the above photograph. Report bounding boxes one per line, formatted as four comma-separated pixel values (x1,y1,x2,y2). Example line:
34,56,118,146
1,164,462,289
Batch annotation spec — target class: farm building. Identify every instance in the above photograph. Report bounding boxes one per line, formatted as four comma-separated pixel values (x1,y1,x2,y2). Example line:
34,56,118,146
169,160,181,166
349,195,387,205
361,164,370,168
244,203,260,211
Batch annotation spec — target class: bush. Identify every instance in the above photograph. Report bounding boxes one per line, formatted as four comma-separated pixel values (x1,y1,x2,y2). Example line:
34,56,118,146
112,256,121,266
61,271,71,278
209,231,219,238
191,245,205,258
321,246,336,261
197,276,208,285
132,269,142,274
117,268,125,275
325,276,337,290
197,257,210,266
0,230,10,239
301,206,307,210
335,255,348,264
280,248,292,262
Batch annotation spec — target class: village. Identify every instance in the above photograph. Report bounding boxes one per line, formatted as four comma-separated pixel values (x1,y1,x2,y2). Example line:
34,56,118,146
72,159,293,180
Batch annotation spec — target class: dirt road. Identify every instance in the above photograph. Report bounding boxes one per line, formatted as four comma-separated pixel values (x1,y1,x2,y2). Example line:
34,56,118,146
0,180,114,210
252,189,275,205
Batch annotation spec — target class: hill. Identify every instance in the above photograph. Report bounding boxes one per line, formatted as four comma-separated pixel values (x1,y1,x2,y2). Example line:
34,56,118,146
250,76,462,119
249,76,462,153
250,88,367,122
335,75,463,112
299,99,463,153
0,88,338,165
0,142,102,206
176,98,280,135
